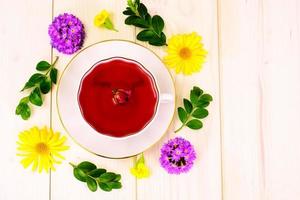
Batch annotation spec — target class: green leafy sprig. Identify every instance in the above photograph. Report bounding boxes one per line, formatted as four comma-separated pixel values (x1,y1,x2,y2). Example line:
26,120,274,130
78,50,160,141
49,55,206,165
70,161,122,192
123,0,167,46
15,57,59,120
175,86,213,133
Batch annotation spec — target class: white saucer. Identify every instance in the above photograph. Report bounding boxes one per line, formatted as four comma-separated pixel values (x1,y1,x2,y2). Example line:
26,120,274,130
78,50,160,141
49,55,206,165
57,40,175,158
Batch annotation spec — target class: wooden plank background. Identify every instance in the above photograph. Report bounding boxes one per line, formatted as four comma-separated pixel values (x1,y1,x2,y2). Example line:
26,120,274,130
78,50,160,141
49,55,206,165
0,0,299,199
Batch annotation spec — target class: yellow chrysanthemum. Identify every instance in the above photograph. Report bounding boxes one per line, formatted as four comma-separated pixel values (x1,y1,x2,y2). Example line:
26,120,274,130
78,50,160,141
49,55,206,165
94,10,109,27
164,32,208,75
130,153,150,179
16,126,69,173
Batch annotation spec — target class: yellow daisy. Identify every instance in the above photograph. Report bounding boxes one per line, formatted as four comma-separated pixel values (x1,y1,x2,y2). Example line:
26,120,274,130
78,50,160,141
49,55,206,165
164,32,208,75
130,153,150,179
16,126,69,173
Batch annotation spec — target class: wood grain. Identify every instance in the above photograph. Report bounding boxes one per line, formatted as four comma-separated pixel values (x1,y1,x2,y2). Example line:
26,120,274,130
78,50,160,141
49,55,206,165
218,0,265,199
0,0,52,199
50,0,136,200
136,1,222,200
1,0,300,199
261,0,300,199
219,0,300,199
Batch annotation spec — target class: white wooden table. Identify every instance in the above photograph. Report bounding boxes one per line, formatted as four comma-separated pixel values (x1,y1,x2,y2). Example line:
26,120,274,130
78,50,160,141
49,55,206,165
1,0,299,199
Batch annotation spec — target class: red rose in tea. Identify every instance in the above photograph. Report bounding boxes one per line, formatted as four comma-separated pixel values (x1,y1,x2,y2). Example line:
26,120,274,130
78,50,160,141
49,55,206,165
78,58,158,137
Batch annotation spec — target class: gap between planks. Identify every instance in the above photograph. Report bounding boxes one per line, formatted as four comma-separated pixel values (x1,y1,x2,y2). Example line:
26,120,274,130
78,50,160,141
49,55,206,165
216,0,224,199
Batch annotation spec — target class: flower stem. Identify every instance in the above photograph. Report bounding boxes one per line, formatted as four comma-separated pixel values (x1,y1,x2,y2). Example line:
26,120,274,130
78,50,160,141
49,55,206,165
69,162,76,168
174,123,185,133
45,56,59,76
52,56,59,66
174,108,196,133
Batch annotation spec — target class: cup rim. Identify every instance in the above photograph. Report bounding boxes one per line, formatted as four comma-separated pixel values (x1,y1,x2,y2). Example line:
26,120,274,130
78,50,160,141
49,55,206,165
77,56,160,140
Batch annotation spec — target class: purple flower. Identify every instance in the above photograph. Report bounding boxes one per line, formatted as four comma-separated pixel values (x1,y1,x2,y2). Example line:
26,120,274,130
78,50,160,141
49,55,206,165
48,13,85,55
159,137,196,174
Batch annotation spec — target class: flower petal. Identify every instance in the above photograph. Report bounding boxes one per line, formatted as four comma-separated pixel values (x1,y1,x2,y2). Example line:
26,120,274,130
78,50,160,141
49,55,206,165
16,126,69,173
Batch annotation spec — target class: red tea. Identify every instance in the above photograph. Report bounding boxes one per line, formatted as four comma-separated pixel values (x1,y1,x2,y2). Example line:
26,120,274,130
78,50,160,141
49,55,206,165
78,58,158,137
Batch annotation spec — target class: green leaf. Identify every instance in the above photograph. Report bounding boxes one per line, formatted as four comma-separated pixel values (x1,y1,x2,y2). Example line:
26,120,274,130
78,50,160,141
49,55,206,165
127,0,138,12
127,0,134,8
196,93,212,107
125,16,136,25
200,94,213,102
160,32,167,45
190,86,203,104
190,90,199,105
73,168,87,182
161,32,166,42
88,168,106,178
186,119,203,130
138,3,148,18
29,87,42,106
16,98,31,119
192,108,208,119
21,81,35,91
99,172,116,183
77,161,97,173
175,86,212,133
15,102,24,115
86,177,97,192
15,102,31,120
183,98,193,113
20,96,29,104
131,18,149,28
71,161,121,192
98,182,112,192
178,107,188,123
21,73,45,91
20,107,31,120
28,73,45,83
123,0,167,47
123,9,135,15
196,100,210,107
152,15,164,35
50,68,58,84
39,78,51,94
137,30,155,41
145,13,151,24
125,16,147,27
147,32,166,46
36,61,51,71
193,86,203,96
107,182,122,189
113,174,121,182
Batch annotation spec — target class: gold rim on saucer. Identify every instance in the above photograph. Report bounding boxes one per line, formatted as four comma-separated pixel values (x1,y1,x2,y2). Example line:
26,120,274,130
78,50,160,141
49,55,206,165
56,39,176,159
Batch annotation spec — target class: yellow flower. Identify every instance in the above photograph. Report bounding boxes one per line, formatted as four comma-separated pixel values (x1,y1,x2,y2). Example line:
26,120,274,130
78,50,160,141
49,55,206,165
130,153,150,179
16,126,69,173
94,10,109,27
164,32,208,75
94,10,117,31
